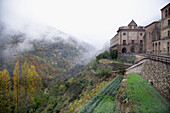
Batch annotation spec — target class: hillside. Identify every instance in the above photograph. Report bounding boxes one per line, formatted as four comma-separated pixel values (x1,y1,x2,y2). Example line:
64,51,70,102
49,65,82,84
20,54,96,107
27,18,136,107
1,22,169,113
0,23,98,113
75,73,169,113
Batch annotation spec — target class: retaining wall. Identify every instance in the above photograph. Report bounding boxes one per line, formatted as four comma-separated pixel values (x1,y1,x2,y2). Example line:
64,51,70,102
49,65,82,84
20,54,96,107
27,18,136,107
126,59,170,100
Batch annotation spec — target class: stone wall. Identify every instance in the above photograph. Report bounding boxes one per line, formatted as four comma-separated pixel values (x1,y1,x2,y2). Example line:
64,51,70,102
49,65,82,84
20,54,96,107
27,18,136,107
117,53,146,63
126,59,170,100
140,60,170,100
117,53,136,63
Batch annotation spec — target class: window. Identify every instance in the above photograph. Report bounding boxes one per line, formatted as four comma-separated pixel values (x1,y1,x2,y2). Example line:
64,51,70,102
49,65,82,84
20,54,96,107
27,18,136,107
159,42,161,46
153,43,154,47
140,40,143,45
156,43,157,46
140,33,143,36
123,33,126,35
168,19,170,26
123,40,126,45
168,31,170,37
168,42,169,46
165,10,167,17
169,8,170,15
131,40,134,44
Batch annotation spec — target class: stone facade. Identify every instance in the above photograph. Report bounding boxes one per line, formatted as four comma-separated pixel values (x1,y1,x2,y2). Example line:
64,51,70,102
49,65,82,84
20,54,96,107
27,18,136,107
110,3,170,55
160,3,170,55
110,34,118,50
144,21,161,53
110,20,145,53
126,59,170,100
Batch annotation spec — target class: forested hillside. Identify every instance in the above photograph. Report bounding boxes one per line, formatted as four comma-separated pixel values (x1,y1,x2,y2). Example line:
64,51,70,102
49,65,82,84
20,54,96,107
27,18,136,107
0,23,98,113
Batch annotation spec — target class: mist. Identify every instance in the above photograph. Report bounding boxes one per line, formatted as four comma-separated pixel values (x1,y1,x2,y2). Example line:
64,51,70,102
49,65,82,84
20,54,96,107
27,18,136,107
1,0,169,50
0,0,169,65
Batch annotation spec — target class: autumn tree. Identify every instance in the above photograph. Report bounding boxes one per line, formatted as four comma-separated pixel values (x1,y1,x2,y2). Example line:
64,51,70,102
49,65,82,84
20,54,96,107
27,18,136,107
13,61,20,113
21,60,42,112
20,60,29,113
0,70,12,113
29,65,42,93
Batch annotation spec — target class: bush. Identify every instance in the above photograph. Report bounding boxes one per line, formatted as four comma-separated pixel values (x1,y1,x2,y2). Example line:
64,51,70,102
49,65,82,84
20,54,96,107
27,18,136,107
43,93,49,100
96,50,109,60
65,82,70,89
118,58,125,75
32,96,43,111
47,96,57,111
55,104,63,113
96,69,110,77
110,50,118,59
92,61,98,70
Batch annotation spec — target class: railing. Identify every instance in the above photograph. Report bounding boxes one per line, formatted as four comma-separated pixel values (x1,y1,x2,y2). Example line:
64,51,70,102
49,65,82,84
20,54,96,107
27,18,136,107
119,53,170,63
147,54,170,63
136,53,170,63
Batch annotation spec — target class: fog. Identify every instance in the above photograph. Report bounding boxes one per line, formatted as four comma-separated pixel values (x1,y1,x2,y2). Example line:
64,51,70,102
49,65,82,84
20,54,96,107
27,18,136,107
0,0,169,50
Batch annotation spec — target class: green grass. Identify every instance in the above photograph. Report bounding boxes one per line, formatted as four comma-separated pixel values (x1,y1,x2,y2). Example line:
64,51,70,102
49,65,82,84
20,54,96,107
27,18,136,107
93,96,117,113
107,59,132,65
127,73,170,113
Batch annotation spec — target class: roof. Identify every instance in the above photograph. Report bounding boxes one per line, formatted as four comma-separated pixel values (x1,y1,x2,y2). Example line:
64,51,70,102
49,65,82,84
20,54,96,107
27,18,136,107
118,26,144,30
145,21,161,28
110,34,118,40
128,20,137,26
161,3,170,11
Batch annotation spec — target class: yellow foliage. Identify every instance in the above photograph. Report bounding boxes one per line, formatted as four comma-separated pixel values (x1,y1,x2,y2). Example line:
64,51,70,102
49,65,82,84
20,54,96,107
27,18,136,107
13,61,19,113
21,60,43,112
68,77,74,84
59,85,64,89
0,69,11,113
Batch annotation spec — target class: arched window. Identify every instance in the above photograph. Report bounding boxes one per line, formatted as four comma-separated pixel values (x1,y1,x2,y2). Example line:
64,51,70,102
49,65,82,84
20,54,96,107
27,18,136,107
131,47,135,53
156,43,157,46
123,40,126,45
159,42,161,46
122,47,127,53
140,40,143,45
165,10,167,17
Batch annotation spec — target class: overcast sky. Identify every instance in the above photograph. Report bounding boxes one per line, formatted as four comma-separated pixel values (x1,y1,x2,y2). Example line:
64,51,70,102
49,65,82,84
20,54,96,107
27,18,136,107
0,0,169,50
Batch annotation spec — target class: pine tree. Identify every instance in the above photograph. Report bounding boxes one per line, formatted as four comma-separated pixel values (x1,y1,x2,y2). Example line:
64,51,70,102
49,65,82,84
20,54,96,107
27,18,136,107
13,61,20,113
0,69,12,113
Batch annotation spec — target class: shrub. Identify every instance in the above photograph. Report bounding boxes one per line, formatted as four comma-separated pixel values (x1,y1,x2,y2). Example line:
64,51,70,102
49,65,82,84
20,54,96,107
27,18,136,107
96,50,109,60
96,69,110,77
92,61,98,70
32,96,43,111
110,50,118,59
43,93,49,100
55,104,63,113
47,96,57,111
118,58,125,75
69,103,74,112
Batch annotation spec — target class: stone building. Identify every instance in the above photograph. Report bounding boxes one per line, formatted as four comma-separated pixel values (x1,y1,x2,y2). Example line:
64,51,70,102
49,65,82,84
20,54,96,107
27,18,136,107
159,3,170,54
144,21,161,54
110,3,170,55
110,20,145,53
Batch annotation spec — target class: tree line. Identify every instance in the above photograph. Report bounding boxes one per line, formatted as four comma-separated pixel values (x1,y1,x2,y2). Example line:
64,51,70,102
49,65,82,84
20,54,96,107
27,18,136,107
0,60,42,113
